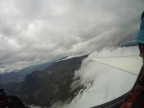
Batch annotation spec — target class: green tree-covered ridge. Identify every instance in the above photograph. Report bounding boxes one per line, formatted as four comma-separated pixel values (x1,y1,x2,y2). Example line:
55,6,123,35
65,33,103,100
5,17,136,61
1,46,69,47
19,55,87,107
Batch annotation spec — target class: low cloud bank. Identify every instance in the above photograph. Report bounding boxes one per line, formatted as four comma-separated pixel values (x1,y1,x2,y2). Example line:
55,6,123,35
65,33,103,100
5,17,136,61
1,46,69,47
74,46,139,86
52,46,139,108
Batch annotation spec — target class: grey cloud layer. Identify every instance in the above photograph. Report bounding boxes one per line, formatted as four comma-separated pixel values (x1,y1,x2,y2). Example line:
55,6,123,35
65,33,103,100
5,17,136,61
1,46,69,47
0,0,143,72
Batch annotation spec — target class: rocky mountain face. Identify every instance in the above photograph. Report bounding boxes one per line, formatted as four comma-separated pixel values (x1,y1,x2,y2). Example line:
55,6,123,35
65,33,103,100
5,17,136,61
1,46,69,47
1,55,87,107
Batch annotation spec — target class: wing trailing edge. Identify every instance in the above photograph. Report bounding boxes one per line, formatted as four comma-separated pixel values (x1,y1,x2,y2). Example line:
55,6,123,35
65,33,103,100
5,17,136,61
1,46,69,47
92,56,142,76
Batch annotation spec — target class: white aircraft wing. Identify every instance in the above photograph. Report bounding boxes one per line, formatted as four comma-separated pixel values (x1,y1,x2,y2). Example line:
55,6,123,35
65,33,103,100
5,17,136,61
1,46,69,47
92,56,142,76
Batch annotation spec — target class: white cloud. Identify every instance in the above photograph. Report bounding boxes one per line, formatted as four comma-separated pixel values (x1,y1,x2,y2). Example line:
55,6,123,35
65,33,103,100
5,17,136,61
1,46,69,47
74,46,139,85
54,46,139,108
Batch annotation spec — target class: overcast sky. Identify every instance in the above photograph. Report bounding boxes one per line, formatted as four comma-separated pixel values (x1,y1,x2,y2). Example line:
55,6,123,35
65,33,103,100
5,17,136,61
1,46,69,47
0,0,144,73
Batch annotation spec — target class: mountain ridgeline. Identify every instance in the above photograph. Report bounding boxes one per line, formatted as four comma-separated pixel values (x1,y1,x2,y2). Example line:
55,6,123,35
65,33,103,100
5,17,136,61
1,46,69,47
4,55,87,107
0,61,54,84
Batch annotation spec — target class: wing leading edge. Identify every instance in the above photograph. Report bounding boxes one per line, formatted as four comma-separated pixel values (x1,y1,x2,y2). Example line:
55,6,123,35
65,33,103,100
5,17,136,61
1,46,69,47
92,56,142,76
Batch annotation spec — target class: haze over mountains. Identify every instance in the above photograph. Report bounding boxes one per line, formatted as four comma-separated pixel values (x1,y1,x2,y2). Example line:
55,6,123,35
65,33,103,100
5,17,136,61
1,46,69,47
0,61,53,84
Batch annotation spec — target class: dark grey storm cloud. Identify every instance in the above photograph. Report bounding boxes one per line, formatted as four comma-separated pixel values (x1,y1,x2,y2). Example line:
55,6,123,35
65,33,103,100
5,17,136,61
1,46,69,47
0,0,144,72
